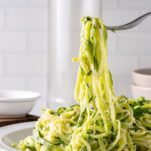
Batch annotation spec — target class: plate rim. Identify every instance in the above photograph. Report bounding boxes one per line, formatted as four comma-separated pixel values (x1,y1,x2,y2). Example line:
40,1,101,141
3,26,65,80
0,122,35,151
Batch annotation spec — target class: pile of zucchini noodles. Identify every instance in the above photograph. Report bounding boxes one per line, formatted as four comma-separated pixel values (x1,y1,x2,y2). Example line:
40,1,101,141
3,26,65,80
15,17,151,151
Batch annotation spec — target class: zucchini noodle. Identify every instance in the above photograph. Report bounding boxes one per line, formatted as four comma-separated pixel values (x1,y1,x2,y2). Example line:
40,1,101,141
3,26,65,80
14,17,151,151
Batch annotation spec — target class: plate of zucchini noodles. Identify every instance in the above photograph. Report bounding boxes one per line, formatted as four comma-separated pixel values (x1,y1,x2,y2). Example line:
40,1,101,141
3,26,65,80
1,16,151,151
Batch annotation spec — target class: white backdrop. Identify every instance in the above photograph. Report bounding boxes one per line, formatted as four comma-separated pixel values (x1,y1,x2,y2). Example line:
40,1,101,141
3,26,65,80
0,0,150,115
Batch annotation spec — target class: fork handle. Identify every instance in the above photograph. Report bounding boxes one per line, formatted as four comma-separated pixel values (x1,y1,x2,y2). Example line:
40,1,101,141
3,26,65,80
106,12,151,31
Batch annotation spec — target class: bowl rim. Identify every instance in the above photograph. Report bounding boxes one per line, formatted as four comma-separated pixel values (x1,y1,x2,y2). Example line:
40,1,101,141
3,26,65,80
132,68,151,77
0,90,41,102
131,84,151,90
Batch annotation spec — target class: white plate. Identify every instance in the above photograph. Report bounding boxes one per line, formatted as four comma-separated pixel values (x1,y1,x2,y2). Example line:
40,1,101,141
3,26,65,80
0,122,35,151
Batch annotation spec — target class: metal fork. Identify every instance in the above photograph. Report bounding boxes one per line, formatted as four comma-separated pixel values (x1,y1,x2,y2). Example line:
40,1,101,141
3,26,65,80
106,12,151,31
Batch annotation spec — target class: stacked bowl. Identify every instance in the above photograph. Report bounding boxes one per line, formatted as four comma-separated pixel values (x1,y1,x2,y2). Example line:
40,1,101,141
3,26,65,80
132,68,151,99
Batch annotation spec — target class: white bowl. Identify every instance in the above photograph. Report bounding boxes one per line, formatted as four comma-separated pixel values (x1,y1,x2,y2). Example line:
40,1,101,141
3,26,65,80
132,68,151,87
0,90,40,118
131,84,151,100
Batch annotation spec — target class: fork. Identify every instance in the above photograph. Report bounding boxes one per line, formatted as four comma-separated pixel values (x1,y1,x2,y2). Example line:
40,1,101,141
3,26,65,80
106,12,151,31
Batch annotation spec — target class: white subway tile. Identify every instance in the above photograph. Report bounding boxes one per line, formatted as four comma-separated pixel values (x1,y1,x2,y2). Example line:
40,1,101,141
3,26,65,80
0,77,26,89
0,0,26,8
116,77,132,98
27,32,48,53
0,32,26,53
102,10,139,32
4,55,47,76
27,0,48,8
27,77,47,97
107,31,117,53
117,33,151,53
139,56,151,68
0,9,4,29
0,55,3,75
5,9,48,31
139,10,151,32
103,0,117,9
118,0,151,9
108,55,138,76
